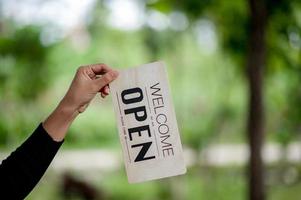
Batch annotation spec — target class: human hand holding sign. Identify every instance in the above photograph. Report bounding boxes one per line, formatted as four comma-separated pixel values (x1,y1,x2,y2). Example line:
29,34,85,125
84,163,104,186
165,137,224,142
0,61,184,200
0,63,119,199
61,63,119,113
43,63,119,141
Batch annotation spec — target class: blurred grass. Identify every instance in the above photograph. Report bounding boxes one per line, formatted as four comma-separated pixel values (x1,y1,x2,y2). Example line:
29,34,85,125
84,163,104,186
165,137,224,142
27,166,301,200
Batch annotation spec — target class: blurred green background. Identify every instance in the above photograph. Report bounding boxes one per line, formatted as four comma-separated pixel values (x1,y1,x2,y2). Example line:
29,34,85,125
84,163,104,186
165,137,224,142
0,0,301,200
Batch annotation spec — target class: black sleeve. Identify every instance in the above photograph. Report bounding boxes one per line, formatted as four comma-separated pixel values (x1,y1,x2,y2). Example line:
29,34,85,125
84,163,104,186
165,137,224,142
0,123,63,199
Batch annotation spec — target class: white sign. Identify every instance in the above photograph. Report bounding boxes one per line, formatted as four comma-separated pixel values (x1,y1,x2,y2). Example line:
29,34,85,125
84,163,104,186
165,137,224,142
110,61,186,183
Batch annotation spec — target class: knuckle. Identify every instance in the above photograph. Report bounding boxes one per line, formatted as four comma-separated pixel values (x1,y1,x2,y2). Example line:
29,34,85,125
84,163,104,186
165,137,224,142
77,66,85,72
98,63,109,68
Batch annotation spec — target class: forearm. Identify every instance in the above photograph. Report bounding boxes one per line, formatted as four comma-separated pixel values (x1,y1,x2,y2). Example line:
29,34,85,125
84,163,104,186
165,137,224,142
0,124,63,199
43,99,79,142
0,100,76,199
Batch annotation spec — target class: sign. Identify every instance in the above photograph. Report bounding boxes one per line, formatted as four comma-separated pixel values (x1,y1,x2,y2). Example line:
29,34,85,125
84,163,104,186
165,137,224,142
110,61,186,183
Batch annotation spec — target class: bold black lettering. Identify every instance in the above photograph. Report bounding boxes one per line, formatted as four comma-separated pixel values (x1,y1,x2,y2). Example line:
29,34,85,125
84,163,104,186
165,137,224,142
124,106,147,121
131,142,155,162
121,87,143,104
128,125,151,141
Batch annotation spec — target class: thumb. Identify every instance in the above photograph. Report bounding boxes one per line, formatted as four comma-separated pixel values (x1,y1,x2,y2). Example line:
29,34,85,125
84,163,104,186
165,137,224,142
93,70,119,91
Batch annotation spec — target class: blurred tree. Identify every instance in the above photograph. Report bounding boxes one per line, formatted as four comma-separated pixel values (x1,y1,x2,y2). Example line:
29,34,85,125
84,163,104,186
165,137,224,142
246,1,266,199
147,0,301,200
0,25,50,100
0,23,51,145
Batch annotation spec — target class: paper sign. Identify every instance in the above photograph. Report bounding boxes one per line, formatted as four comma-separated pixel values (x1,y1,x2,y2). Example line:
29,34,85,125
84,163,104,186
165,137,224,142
110,61,186,183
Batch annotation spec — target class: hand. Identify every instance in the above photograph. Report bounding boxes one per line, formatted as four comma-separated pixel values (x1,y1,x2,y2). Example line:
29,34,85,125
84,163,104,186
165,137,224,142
43,63,119,141
60,63,119,113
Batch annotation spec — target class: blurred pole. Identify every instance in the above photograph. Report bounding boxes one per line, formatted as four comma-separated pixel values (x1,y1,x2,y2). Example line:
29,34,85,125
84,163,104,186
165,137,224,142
246,0,267,200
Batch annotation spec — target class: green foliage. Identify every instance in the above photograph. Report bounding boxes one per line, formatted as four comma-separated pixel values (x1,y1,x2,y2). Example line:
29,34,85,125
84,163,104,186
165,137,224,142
0,25,50,100
148,0,215,18
0,1,301,199
0,0,299,150
149,0,301,148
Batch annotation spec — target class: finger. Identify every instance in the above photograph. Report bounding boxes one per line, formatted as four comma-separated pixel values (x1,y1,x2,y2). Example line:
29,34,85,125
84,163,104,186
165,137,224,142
90,63,112,75
78,63,113,78
94,70,119,90
100,85,110,98
103,85,110,95
99,86,108,98
100,86,110,98
99,85,109,93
